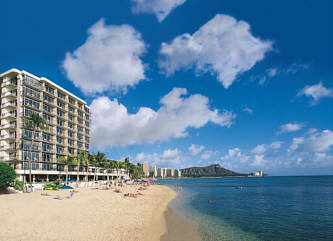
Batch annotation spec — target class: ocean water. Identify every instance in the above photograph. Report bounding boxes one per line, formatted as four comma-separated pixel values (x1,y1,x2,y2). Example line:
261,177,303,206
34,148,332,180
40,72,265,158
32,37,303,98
159,176,333,241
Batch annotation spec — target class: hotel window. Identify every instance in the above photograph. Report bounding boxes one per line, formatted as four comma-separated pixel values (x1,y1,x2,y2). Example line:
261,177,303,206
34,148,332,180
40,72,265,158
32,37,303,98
68,106,74,113
78,103,83,109
57,100,65,109
57,109,65,117
56,136,64,144
58,92,65,100
78,134,83,141
78,110,83,118
56,145,64,154
68,122,74,129
25,97,40,109
85,136,89,142
85,129,89,135
23,75,42,89
42,143,52,152
77,141,83,148
23,151,40,161
23,140,39,151
42,153,52,162
24,130,39,139
85,144,89,150
24,108,38,116
69,97,75,105
77,126,83,132
68,130,73,138
84,107,89,113
68,114,74,121
68,139,74,146
43,113,52,123
42,133,51,142
68,147,74,154
45,85,54,95
24,86,40,99
43,104,52,113
57,118,64,127
56,127,64,135
85,121,89,127
42,163,51,170
43,94,54,103
78,118,83,124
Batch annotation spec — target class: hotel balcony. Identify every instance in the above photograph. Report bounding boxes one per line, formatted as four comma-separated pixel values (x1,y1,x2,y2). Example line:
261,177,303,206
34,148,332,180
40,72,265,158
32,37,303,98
1,80,17,88
0,134,16,140
1,102,17,109
0,144,17,151
1,112,17,119
1,91,17,99
0,123,16,129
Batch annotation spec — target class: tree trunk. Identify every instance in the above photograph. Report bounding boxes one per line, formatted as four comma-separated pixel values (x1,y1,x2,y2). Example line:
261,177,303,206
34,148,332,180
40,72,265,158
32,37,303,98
65,165,68,186
76,164,79,186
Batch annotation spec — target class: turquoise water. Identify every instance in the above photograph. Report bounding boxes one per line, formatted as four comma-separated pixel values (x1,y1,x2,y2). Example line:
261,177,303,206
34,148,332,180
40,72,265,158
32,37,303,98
159,176,333,241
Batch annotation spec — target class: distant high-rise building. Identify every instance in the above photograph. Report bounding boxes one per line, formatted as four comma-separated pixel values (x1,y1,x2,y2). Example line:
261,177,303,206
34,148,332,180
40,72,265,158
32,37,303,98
149,165,157,177
142,161,149,177
157,167,167,178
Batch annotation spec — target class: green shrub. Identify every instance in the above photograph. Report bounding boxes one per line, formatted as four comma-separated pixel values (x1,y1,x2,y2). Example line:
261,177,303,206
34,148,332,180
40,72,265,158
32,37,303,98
44,182,60,190
0,163,16,188
13,180,24,191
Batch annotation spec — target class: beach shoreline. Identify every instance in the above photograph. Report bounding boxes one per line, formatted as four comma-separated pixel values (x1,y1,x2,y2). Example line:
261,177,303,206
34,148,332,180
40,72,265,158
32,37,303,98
0,183,200,241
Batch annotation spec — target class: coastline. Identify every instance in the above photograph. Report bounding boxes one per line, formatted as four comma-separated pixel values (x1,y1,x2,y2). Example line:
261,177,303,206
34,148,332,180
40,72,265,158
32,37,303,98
0,184,201,241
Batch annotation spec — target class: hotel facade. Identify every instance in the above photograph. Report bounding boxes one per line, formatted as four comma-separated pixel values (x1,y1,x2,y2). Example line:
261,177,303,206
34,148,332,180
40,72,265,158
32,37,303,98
0,69,127,182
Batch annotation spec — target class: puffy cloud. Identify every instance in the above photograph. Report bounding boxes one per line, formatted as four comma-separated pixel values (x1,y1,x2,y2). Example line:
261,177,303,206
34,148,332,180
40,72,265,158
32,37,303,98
270,141,283,149
251,144,266,154
242,107,253,114
280,123,303,133
312,153,333,166
251,154,265,166
200,150,218,160
188,144,205,156
91,87,236,147
130,0,186,22
159,14,273,88
134,148,182,168
298,82,333,104
221,148,249,163
62,18,146,95
294,130,333,153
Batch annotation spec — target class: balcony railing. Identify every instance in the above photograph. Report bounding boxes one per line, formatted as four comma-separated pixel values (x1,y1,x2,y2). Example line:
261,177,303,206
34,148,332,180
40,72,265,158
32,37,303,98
1,91,17,98
1,102,17,108
0,123,16,129
2,80,17,88
1,112,17,119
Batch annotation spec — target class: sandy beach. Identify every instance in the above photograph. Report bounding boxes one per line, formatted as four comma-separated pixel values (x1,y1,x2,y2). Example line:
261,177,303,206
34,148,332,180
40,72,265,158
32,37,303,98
0,184,201,241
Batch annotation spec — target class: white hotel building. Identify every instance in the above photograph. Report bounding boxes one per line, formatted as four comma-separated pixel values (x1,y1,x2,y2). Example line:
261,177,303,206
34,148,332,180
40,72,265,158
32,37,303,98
0,69,127,182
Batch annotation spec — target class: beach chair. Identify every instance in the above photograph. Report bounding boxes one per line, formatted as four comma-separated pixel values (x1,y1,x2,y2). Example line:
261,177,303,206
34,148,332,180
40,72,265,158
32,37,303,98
54,195,63,200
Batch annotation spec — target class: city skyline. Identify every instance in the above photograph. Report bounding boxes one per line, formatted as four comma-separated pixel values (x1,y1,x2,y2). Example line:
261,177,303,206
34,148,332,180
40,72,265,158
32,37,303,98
1,0,332,176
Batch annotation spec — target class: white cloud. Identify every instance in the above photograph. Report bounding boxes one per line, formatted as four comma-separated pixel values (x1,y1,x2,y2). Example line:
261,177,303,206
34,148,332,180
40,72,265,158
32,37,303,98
62,18,146,95
221,148,249,163
251,154,265,166
280,123,303,133
188,144,205,156
200,150,218,160
288,137,305,152
298,82,333,104
242,107,253,114
91,87,236,147
130,0,186,22
251,144,266,154
270,141,283,149
312,152,333,166
266,68,277,77
295,130,333,153
134,148,182,168
159,14,273,88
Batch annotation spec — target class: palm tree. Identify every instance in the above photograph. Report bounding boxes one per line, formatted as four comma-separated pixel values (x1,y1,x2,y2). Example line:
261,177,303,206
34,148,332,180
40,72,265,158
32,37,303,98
88,154,97,182
22,113,48,191
58,155,76,186
124,157,130,178
103,159,111,183
95,152,106,183
109,159,118,184
77,150,88,185
114,161,124,186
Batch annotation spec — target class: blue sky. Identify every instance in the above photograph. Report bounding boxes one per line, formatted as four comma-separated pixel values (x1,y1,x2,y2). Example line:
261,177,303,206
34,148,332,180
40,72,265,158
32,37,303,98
1,0,332,175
